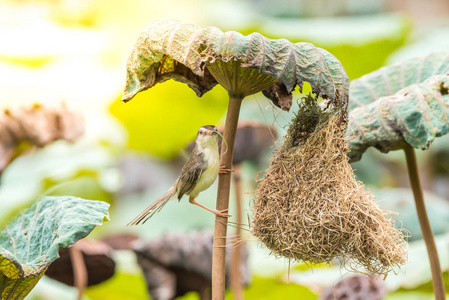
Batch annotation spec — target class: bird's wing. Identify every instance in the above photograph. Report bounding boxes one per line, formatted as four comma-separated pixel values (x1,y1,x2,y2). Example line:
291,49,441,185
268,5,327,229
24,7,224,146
177,149,207,199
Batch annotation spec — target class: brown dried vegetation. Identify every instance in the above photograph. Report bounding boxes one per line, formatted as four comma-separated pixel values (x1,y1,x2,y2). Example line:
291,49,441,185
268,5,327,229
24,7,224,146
0,103,83,174
251,95,407,275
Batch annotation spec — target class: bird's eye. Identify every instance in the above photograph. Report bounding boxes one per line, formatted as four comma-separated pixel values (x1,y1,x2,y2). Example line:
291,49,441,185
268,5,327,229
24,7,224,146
140,76,147,84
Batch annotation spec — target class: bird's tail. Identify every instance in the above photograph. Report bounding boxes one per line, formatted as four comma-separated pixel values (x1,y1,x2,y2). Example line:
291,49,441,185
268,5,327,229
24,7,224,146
127,186,177,226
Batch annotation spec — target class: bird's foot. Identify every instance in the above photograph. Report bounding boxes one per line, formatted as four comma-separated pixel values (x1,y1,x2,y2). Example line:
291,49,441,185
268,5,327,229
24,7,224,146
218,166,234,174
212,208,231,218
190,198,231,218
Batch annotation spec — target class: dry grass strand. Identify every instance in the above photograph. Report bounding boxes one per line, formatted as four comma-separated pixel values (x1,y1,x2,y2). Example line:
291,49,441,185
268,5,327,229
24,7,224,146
251,96,407,275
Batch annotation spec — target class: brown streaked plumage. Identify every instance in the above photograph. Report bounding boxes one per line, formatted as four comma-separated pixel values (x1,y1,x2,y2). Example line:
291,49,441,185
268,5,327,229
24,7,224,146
127,125,230,225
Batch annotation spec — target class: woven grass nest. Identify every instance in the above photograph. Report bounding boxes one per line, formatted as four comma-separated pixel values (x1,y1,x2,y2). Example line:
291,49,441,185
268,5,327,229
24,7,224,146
251,95,407,275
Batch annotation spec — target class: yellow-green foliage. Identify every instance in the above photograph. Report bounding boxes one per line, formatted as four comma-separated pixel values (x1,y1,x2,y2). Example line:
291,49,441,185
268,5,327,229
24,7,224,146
110,80,228,159
84,272,150,300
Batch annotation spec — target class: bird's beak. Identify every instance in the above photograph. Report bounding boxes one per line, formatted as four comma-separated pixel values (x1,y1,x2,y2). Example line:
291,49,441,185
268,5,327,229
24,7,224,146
207,130,219,136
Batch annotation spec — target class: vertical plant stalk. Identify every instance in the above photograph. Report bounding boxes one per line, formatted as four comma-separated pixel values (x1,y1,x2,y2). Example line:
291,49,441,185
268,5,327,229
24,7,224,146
230,165,244,300
403,144,446,300
70,245,88,300
212,95,243,300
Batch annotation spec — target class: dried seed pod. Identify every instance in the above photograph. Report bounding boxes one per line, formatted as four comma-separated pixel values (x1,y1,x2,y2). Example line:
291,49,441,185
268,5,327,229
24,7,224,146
45,239,115,286
320,275,387,300
0,103,84,174
133,230,249,300
101,233,139,250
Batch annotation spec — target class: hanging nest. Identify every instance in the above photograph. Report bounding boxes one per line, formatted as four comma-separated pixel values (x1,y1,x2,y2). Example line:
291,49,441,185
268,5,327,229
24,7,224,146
251,94,407,275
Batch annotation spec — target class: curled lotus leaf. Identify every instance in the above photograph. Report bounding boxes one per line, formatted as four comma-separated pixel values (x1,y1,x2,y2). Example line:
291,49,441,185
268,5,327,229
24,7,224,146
123,19,349,112
0,196,109,300
350,51,449,110
348,74,449,162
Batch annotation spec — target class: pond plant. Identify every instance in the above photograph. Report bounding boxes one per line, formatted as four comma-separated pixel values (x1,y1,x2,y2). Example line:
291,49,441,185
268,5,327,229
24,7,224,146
122,19,353,299
0,103,83,178
0,103,110,300
347,51,449,300
0,196,109,300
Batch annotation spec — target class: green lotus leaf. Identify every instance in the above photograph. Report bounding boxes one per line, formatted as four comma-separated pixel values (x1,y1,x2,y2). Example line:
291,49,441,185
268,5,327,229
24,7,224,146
0,196,110,300
348,73,449,161
123,19,348,111
349,51,449,110
250,13,410,80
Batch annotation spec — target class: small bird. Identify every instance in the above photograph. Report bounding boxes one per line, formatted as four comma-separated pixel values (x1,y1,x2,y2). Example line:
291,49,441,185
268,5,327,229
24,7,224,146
128,125,231,225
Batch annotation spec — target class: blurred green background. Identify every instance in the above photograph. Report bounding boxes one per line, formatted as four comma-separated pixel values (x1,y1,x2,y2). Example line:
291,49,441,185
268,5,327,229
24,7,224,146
1,0,449,299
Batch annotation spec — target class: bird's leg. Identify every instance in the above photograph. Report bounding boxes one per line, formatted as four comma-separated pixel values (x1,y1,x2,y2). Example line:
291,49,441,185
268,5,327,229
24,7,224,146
189,197,231,217
218,165,234,174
